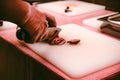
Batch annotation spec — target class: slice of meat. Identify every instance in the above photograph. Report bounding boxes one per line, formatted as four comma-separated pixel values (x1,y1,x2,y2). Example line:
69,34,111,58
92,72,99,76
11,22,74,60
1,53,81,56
67,39,80,44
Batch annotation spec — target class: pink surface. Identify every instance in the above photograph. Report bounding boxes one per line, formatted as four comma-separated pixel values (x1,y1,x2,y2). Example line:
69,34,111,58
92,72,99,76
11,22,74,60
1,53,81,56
0,10,120,80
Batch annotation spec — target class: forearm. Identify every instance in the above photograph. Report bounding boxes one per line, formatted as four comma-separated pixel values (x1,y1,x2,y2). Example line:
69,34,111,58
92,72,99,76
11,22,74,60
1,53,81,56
0,0,29,24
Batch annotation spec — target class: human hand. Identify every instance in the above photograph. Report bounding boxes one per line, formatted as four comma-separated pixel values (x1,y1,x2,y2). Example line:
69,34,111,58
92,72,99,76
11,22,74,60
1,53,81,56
16,2,56,43
16,2,65,45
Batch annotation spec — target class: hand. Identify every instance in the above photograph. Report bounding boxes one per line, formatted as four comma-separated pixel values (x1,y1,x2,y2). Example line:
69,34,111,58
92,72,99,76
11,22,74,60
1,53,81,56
16,2,66,45
16,2,57,43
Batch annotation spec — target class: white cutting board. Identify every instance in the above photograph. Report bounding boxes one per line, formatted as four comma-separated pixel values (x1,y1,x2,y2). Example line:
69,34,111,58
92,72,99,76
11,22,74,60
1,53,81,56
0,21,17,31
25,24,120,78
36,1,105,16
